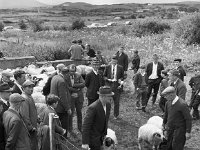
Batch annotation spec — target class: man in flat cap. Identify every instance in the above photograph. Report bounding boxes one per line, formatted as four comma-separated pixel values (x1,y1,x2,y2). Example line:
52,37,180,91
0,83,12,150
0,70,14,88
43,63,65,97
174,59,186,81
131,50,140,74
104,55,124,119
168,69,187,100
82,86,112,150
50,67,71,138
162,86,192,150
20,80,38,150
3,93,31,150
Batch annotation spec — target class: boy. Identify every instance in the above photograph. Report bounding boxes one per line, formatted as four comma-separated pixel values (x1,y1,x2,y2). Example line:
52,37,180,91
134,65,148,112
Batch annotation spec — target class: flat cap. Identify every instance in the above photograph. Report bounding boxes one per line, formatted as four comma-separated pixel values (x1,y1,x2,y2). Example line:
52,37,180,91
1,70,13,77
161,86,176,97
56,64,65,70
112,55,118,60
22,80,35,87
168,69,180,77
174,58,182,62
61,67,69,74
0,83,13,92
69,64,76,72
9,93,25,103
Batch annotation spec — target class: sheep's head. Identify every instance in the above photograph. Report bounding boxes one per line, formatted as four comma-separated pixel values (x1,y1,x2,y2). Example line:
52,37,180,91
152,132,163,146
103,137,116,150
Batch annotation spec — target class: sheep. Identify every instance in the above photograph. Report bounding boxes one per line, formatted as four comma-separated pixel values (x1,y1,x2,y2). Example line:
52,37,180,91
138,124,164,150
103,128,117,150
147,116,163,130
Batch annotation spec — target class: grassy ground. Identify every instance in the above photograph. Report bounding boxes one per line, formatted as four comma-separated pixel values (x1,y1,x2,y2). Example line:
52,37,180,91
69,71,200,150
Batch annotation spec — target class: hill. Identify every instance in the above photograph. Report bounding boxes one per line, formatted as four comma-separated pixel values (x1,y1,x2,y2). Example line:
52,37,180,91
0,0,47,9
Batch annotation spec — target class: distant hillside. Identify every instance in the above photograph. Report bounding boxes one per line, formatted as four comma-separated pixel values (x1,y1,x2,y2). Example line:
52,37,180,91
0,0,47,9
177,1,200,5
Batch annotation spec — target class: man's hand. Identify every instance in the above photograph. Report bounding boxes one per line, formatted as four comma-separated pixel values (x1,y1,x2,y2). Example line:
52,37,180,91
186,132,191,140
67,109,72,115
82,144,90,150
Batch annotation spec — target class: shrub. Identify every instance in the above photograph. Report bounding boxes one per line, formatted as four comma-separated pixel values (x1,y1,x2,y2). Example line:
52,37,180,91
29,19,44,32
0,22,4,31
137,14,146,18
115,26,130,35
174,14,200,45
71,18,85,30
132,19,171,37
18,19,27,30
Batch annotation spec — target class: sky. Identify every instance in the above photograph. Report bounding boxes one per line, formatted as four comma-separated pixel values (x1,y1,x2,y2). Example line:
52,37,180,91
37,0,200,5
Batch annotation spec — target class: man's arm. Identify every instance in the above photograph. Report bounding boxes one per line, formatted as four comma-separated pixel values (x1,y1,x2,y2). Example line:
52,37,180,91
178,85,187,100
181,103,192,133
124,54,128,71
73,74,85,89
58,81,70,111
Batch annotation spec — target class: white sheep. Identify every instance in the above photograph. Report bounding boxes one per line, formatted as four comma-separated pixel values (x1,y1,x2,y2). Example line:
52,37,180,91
138,124,164,150
147,116,163,130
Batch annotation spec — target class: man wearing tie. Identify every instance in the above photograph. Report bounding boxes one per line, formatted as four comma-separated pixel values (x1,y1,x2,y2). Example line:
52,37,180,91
104,55,124,119
145,54,164,108
0,83,12,150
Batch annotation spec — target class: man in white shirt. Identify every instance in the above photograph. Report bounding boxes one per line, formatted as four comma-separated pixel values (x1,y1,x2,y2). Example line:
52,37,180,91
145,54,164,107
12,70,26,94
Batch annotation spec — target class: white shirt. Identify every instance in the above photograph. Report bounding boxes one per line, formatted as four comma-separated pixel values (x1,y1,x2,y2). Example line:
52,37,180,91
15,81,23,93
103,105,106,115
149,62,158,79
70,75,74,86
111,64,117,80
172,96,179,105
93,69,98,75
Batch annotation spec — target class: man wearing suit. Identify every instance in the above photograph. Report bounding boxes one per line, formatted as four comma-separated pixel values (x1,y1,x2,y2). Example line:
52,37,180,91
0,83,12,150
82,86,112,150
3,93,31,150
20,80,38,150
168,69,187,100
115,46,129,73
12,70,26,94
85,58,104,105
50,67,71,137
174,59,186,81
133,65,148,112
145,54,164,106
104,55,124,119
68,64,85,133
42,64,65,97
131,50,140,74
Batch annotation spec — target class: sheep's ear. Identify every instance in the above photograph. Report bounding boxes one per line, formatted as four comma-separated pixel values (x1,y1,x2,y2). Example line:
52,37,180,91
153,133,161,138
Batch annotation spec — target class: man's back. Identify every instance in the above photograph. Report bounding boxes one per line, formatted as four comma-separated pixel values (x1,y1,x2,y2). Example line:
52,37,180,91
68,44,83,60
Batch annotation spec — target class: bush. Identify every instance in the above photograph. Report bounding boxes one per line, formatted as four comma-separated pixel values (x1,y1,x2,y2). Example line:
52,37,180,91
115,26,130,35
0,22,4,32
71,18,85,30
132,19,171,37
18,19,27,30
174,14,200,45
29,19,44,32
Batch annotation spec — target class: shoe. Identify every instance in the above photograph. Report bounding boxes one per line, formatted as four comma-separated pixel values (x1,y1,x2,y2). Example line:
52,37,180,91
114,116,119,120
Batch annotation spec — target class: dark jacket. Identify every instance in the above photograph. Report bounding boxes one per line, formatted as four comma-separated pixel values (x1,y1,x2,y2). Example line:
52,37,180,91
177,66,186,81
50,74,70,113
134,73,148,89
189,74,200,92
42,72,57,96
87,48,96,58
82,100,111,147
160,78,169,94
173,78,187,100
131,54,140,70
0,100,9,150
146,62,164,79
3,108,31,150
85,71,104,100
116,52,129,71
12,84,22,95
104,64,124,82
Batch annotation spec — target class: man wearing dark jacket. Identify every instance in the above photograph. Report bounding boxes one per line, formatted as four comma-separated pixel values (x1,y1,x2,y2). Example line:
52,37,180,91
145,54,164,106
12,70,26,94
115,46,128,73
174,59,186,81
131,50,140,74
162,86,192,150
82,86,112,150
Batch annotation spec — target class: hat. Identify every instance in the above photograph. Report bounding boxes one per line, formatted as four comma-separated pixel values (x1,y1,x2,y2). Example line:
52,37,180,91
168,69,180,77
97,86,114,96
22,80,35,88
56,64,65,70
161,86,176,97
69,64,76,72
174,59,182,62
161,70,168,76
61,67,69,74
134,50,138,53
91,58,100,66
112,55,118,60
77,39,82,43
1,70,13,77
140,65,146,69
9,93,25,103
0,83,12,92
